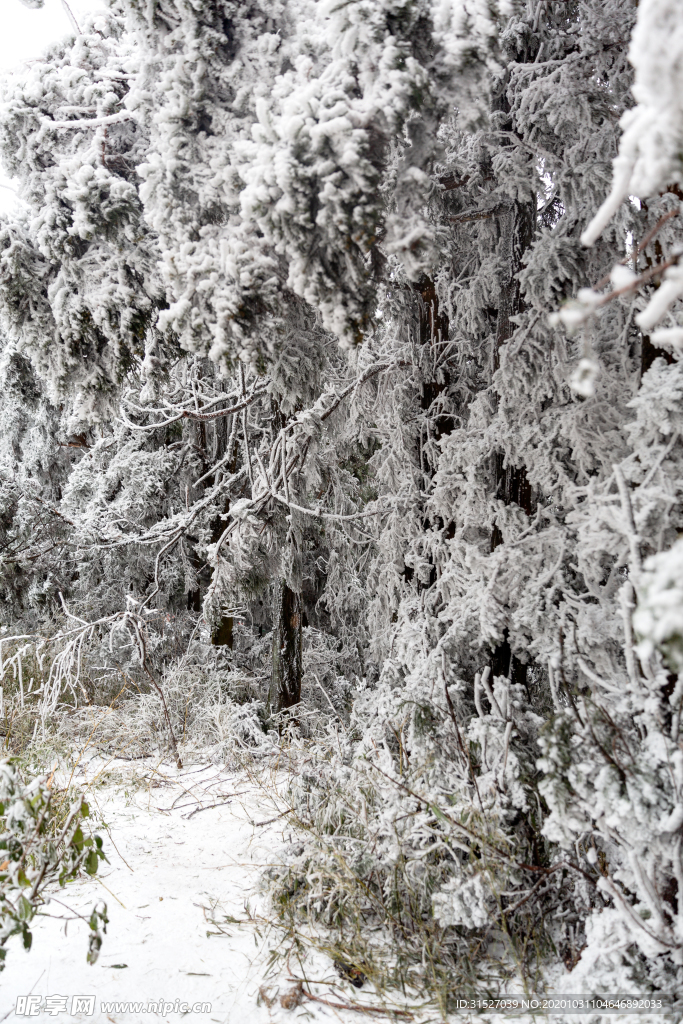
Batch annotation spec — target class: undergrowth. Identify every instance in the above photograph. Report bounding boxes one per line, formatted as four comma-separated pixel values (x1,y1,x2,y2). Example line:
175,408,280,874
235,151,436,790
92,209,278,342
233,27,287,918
259,681,599,1019
0,759,108,971
0,634,605,1018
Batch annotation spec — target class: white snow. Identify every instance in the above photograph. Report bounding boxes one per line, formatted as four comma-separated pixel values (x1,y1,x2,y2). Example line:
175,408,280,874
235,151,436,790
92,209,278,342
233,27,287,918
0,756,367,1024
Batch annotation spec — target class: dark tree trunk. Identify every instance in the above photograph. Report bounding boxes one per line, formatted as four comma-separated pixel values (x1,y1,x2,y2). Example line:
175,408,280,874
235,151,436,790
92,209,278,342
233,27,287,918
212,614,233,649
187,386,210,612
490,630,529,688
417,276,453,452
402,277,455,590
641,331,674,377
207,377,235,646
492,200,535,374
271,579,303,712
487,87,536,684
269,399,303,713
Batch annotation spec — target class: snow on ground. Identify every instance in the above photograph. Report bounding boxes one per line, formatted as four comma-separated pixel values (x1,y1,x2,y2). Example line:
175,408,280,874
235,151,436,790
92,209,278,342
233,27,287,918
0,753,547,1024
0,755,400,1024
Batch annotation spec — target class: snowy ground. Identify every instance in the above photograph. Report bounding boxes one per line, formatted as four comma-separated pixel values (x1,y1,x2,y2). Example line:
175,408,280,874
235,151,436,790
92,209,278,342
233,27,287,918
0,755,418,1024
0,754,566,1024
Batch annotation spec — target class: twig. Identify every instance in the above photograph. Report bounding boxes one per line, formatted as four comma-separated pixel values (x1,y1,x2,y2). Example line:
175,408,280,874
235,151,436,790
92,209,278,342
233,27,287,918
269,489,386,522
593,209,681,289
26,494,77,527
46,112,131,130
95,876,126,909
319,361,409,424
60,0,81,34
288,980,414,1019
281,429,290,505
122,385,268,429
596,252,682,309
501,866,561,917
639,431,679,489
183,799,233,819
614,463,641,575
131,621,183,769
619,582,641,690
480,665,503,718
449,208,499,224
253,808,293,827
443,679,483,810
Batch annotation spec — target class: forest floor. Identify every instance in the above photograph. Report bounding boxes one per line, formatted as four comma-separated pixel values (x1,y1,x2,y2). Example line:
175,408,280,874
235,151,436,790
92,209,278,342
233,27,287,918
0,754,430,1024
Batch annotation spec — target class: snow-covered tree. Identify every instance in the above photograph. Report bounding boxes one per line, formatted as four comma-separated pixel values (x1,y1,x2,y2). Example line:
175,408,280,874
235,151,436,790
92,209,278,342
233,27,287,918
2,0,683,1008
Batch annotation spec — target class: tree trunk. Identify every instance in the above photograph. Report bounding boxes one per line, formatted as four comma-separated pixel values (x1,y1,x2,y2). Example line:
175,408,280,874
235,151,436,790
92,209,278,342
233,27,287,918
269,399,303,714
488,89,536,684
417,276,453,460
212,614,233,648
271,578,303,713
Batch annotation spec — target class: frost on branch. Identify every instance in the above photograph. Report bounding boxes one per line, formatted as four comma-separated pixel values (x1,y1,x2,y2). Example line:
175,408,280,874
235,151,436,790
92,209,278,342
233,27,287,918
2,0,683,1012
634,538,683,672
582,0,683,247
125,0,510,359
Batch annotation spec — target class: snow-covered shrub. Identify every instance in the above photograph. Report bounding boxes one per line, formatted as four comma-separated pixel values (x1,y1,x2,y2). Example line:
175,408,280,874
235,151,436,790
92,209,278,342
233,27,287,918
525,533,683,1005
267,667,589,1008
58,660,272,765
538,658,683,1001
0,759,107,969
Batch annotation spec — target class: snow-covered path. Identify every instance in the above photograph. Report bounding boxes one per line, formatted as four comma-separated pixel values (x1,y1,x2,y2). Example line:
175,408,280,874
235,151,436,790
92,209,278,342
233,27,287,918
0,757,359,1024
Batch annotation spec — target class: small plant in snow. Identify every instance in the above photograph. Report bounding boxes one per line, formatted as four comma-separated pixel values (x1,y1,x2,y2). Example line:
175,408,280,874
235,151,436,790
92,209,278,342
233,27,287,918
0,759,108,969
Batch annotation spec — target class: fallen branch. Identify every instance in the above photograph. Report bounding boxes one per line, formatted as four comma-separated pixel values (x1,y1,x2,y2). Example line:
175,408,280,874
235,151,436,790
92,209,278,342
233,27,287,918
183,799,233,819
253,808,292,827
285,979,415,1019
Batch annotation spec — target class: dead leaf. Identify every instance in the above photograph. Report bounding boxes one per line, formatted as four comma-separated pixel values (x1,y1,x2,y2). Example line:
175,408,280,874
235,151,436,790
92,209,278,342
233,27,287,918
258,986,274,1008
280,982,304,1009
